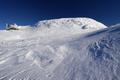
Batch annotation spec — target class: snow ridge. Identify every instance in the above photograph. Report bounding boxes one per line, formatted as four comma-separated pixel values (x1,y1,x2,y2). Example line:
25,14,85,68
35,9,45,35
1,18,119,80
0,18,107,41
37,18,107,30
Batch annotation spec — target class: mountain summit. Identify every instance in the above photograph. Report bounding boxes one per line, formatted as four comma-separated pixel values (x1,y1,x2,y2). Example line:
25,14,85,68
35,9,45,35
37,18,107,30
0,18,107,41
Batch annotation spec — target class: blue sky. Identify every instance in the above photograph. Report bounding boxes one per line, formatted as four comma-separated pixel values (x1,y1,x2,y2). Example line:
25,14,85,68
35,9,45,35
0,0,120,29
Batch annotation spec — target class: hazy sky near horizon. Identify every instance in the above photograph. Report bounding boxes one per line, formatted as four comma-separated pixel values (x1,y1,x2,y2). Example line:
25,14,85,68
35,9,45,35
0,0,120,29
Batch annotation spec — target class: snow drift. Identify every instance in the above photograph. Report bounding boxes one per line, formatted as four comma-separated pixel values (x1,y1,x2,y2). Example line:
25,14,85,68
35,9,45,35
0,18,119,80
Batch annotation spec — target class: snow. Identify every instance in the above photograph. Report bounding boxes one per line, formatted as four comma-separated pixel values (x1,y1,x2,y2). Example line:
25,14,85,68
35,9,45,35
6,23,33,30
37,17,107,30
0,17,119,80
0,18,107,41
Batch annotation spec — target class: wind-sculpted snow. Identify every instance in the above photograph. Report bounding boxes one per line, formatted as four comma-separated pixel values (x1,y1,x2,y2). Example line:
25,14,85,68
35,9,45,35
37,18,107,29
49,25,120,80
0,18,120,80
0,18,107,41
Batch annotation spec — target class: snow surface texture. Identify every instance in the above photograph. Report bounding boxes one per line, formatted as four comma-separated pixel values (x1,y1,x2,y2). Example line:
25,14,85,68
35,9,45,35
0,18,107,41
0,18,120,80
37,18,107,29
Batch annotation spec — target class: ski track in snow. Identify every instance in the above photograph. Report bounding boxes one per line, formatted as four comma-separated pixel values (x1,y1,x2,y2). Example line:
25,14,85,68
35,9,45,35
0,18,120,80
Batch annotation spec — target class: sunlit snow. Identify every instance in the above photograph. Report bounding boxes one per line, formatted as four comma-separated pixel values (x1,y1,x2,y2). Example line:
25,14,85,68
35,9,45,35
0,18,119,80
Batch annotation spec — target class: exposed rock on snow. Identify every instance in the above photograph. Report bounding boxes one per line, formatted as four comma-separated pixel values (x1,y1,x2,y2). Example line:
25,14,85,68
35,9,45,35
0,18,119,80
6,23,32,30
0,18,107,41
37,17,107,30
37,18,107,30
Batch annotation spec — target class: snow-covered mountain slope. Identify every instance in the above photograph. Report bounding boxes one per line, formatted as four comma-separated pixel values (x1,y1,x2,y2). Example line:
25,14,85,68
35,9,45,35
0,18,119,80
37,18,107,29
0,18,107,41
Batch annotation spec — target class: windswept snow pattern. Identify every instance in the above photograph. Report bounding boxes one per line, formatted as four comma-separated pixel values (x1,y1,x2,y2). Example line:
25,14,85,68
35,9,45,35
37,18,107,29
0,18,107,41
0,18,120,80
